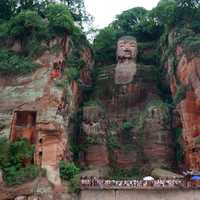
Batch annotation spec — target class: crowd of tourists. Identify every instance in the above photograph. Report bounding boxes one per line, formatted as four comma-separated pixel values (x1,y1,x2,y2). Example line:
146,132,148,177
80,176,199,189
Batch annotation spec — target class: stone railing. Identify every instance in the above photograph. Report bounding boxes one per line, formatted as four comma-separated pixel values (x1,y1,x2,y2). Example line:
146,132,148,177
80,177,200,190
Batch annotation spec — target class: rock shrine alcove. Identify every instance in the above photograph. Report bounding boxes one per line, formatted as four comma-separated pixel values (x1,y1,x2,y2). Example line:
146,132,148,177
10,111,37,143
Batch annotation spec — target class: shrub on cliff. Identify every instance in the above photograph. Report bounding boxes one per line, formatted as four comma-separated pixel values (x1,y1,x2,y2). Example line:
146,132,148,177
69,175,81,193
59,161,80,181
9,139,35,163
0,138,39,186
173,85,186,105
0,137,9,168
59,161,80,193
65,67,80,82
182,35,200,56
4,164,39,186
110,167,140,180
66,54,86,69
122,122,134,131
195,136,200,145
107,135,120,150
0,49,38,75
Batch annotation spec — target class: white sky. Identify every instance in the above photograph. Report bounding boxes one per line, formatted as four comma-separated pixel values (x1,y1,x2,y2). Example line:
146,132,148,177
84,0,160,29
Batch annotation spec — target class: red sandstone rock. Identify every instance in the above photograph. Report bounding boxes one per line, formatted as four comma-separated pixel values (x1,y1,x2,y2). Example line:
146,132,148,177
113,149,137,170
85,145,109,167
168,42,200,170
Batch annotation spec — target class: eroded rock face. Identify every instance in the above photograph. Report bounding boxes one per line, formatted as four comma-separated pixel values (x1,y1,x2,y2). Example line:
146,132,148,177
0,34,93,188
4,66,67,185
85,145,109,167
177,56,200,170
142,106,174,170
81,106,109,169
165,31,200,171
0,177,76,200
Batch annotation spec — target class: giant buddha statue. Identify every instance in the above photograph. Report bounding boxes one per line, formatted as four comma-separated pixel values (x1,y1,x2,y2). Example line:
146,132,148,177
81,36,173,173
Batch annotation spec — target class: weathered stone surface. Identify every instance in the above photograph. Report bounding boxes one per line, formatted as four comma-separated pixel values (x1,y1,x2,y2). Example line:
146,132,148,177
80,167,110,177
82,106,106,136
80,47,94,69
0,179,38,200
167,42,200,170
83,106,103,122
151,168,184,179
115,62,137,85
113,149,137,170
143,105,174,170
36,178,54,200
85,145,109,167
0,169,3,185
0,68,49,112
11,40,22,53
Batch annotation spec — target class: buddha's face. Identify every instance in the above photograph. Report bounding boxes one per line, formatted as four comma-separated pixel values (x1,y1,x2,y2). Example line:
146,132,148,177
117,39,137,61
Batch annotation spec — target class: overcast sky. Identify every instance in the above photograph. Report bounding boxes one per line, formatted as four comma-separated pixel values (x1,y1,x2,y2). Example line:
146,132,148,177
84,0,160,29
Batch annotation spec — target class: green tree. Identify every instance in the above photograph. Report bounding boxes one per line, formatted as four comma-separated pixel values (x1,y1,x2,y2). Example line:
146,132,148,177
8,10,47,39
151,0,177,29
113,7,148,36
176,0,200,8
93,26,117,65
93,6,163,65
0,0,51,20
0,0,16,20
175,0,200,24
45,3,74,35
60,0,93,28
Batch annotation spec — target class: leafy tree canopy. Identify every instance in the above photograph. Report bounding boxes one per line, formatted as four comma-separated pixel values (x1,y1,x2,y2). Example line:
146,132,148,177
93,0,200,66
93,26,117,65
45,3,74,35
8,10,47,39
60,0,93,28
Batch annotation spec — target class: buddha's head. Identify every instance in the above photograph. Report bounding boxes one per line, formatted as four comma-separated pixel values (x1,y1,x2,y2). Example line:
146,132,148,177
117,36,138,62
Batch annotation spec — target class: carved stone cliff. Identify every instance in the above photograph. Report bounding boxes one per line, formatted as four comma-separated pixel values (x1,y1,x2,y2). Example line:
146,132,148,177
80,36,174,175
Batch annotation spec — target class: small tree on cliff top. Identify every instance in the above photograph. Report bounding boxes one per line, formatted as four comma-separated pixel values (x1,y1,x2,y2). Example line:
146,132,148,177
46,3,74,35
8,10,47,39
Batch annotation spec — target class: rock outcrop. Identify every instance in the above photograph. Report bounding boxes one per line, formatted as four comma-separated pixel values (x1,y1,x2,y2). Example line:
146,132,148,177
164,29,200,171
0,33,93,187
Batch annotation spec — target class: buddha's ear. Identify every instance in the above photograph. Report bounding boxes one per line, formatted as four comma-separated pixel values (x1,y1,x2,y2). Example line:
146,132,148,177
133,48,138,60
